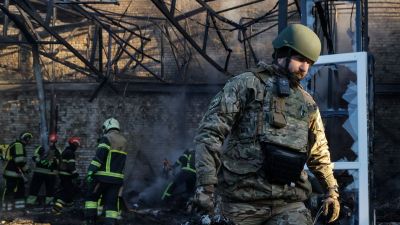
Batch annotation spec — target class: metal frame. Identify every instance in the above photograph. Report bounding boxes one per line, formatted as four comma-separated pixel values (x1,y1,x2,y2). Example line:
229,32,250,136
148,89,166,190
314,52,369,225
301,0,368,52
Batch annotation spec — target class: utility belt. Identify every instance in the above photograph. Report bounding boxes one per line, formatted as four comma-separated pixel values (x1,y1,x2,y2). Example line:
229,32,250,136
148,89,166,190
261,142,308,185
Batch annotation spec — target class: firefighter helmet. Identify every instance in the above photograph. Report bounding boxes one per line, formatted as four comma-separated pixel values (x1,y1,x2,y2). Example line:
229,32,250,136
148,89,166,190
49,133,58,143
19,132,33,143
68,137,81,147
102,118,120,133
272,23,321,62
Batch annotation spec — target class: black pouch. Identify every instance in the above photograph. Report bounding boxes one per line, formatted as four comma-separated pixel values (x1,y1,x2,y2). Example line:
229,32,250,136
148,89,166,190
261,143,308,185
277,77,291,97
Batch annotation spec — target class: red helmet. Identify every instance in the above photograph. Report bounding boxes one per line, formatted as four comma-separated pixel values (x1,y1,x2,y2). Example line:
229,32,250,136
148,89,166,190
68,137,81,147
49,133,58,143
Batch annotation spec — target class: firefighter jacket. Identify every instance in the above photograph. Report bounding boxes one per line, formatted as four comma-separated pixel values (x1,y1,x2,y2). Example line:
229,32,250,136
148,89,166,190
32,145,58,175
3,140,30,178
194,64,338,203
175,149,196,174
88,130,127,184
58,145,78,177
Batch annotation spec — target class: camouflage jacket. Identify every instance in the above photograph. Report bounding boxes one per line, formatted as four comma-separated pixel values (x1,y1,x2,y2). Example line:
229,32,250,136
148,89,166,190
194,64,338,203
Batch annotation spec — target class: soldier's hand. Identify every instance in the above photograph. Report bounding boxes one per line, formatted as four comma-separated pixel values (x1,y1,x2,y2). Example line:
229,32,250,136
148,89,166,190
323,187,340,223
193,185,215,213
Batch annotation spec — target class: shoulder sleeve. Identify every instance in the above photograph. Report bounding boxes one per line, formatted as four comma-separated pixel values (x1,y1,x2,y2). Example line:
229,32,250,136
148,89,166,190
306,108,338,190
194,73,262,185
88,136,110,173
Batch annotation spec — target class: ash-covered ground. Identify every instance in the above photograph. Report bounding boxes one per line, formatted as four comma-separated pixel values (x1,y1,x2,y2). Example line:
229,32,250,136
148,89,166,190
0,199,192,225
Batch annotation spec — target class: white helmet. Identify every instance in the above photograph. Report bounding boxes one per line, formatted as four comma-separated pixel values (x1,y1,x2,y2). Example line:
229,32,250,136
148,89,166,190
102,118,120,133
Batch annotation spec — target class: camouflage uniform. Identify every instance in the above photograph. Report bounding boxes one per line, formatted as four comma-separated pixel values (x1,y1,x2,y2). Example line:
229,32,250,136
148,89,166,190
194,64,338,225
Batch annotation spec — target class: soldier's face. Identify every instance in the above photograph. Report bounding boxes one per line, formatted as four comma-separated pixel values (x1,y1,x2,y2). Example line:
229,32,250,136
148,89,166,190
287,55,312,80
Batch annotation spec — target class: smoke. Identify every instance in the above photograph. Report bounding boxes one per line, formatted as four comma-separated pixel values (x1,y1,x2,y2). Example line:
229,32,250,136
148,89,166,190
131,176,168,207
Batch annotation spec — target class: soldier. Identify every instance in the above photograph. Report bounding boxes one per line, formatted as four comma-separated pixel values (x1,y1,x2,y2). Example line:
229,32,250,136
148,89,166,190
1,132,32,211
84,118,127,225
193,24,340,225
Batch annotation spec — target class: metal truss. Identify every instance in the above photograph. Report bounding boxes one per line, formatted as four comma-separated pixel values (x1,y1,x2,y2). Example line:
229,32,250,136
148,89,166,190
0,0,183,97
149,0,300,75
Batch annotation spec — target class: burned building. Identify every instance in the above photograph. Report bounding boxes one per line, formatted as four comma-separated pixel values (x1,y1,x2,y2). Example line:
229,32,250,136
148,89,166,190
0,0,399,224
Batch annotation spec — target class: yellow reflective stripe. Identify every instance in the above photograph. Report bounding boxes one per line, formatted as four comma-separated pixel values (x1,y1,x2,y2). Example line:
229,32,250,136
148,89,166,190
26,195,37,204
59,171,72,175
96,171,124,179
186,154,192,168
182,167,196,173
3,170,21,177
110,150,127,155
161,182,173,200
15,143,24,155
56,199,66,205
98,143,111,150
34,146,41,156
62,159,76,163
85,201,98,209
33,167,57,175
90,160,101,168
106,149,112,172
14,156,26,163
105,210,119,219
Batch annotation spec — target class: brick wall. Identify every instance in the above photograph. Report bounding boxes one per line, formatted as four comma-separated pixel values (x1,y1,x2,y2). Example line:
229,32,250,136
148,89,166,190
0,83,219,196
369,0,400,219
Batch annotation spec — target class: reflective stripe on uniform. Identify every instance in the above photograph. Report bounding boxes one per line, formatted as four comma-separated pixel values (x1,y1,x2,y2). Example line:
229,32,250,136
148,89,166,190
90,160,101,168
56,199,66,205
59,171,70,176
110,150,127,155
3,170,22,177
161,182,173,200
85,201,98,209
26,195,37,204
96,171,124,179
182,167,196,173
62,159,76,163
33,167,57,175
182,153,196,173
105,210,119,219
14,143,24,155
15,200,25,209
98,143,111,150
14,156,25,163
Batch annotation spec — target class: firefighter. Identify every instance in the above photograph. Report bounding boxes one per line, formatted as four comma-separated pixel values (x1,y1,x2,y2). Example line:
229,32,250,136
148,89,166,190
1,132,32,211
52,136,81,215
161,148,196,207
26,133,59,207
84,118,127,225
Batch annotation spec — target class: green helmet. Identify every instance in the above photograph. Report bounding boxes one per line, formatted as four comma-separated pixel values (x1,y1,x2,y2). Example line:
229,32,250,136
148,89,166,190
102,118,120,133
272,24,321,62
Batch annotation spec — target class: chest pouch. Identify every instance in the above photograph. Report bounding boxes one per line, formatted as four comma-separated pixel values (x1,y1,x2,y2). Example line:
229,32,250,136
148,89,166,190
261,143,308,185
270,97,287,128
